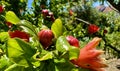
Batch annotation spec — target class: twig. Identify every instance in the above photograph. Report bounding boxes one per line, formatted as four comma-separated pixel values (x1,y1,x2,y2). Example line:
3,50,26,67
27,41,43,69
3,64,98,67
106,1,120,13
75,17,90,25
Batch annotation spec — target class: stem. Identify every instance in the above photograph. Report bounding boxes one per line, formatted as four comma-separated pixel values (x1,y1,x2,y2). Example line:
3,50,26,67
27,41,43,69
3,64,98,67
107,0,120,12
103,38,120,53
75,17,90,25
106,1,119,13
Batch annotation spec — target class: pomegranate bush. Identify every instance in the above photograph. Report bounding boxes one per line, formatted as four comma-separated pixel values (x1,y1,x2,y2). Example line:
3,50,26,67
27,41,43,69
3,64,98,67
0,0,120,71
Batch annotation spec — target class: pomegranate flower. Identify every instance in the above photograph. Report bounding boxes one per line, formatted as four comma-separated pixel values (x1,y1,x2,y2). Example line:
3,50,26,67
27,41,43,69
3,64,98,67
8,30,30,42
88,24,100,34
72,37,108,71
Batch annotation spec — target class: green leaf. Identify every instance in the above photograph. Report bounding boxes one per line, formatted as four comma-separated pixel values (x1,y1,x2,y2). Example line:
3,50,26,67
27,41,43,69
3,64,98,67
34,50,53,61
5,11,20,24
15,38,36,58
0,32,9,42
54,59,76,71
69,46,79,60
38,52,53,61
56,36,79,60
17,20,37,36
37,60,55,71
51,19,63,38
7,38,36,67
5,64,24,71
20,0,27,2
54,58,90,71
56,36,70,52
0,56,11,70
78,68,90,71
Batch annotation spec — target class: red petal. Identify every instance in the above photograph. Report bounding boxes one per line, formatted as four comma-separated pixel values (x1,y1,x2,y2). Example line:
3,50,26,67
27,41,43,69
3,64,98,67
88,24,100,34
8,30,30,42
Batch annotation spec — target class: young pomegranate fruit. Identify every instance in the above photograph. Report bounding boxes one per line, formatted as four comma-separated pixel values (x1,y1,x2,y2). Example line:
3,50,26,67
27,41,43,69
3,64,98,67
88,24,100,34
8,30,30,42
72,37,108,71
0,6,4,13
66,36,79,47
42,9,49,18
38,29,54,48
66,36,80,65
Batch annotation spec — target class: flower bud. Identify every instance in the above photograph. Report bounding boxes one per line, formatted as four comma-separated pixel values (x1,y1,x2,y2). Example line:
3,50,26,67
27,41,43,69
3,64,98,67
38,29,54,48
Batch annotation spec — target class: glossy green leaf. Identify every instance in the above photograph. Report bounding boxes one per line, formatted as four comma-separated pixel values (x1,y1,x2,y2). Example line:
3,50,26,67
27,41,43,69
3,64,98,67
54,59,76,71
17,20,37,36
7,38,36,67
5,11,20,24
78,68,90,71
20,0,27,2
56,36,79,60
55,58,90,71
56,36,70,52
0,32,9,42
37,52,53,61
51,19,63,38
5,64,25,71
37,60,55,71
15,38,36,58
34,50,53,61
0,56,10,70
69,46,80,60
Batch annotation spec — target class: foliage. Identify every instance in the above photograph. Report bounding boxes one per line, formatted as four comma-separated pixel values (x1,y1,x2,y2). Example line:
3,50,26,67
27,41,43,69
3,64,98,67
0,0,120,71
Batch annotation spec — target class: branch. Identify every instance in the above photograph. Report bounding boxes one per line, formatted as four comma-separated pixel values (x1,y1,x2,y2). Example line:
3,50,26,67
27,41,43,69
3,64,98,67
107,0,120,12
75,17,90,25
106,44,120,53
103,38,120,53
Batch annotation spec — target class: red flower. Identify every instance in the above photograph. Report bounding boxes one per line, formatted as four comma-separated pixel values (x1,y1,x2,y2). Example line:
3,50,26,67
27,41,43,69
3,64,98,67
6,22,12,28
0,6,4,13
72,37,108,71
66,36,79,47
88,24,100,34
38,29,54,48
8,30,30,42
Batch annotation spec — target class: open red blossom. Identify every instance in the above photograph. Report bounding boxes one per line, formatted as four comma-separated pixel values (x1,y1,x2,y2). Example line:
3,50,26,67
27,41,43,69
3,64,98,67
88,24,100,34
0,6,4,13
8,30,30,42
72,37,108,71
